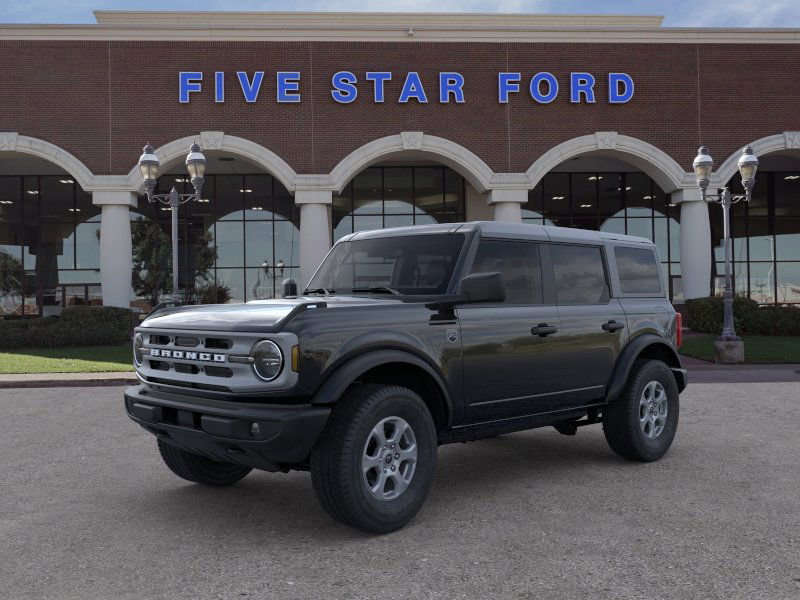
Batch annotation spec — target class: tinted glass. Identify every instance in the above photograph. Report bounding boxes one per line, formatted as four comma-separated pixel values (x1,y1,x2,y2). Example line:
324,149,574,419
469,240,542,304
615,246,662,294
551,244,608,304
308,234,465,295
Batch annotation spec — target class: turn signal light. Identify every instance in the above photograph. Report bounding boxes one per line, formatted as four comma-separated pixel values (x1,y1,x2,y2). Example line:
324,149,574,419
292,345,300,372
675,312,683,348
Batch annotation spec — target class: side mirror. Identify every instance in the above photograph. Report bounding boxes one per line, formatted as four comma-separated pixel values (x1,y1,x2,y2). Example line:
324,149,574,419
458,272,505,304
282,278,298,298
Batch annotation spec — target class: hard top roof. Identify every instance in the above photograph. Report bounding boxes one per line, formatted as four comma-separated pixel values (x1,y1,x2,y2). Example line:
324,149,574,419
342,221,653,245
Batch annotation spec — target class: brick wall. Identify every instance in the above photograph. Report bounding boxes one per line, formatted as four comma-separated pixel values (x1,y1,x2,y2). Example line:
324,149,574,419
1,39,798,177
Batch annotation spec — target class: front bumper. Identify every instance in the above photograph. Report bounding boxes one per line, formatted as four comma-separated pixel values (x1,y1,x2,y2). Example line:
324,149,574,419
124,385,330,472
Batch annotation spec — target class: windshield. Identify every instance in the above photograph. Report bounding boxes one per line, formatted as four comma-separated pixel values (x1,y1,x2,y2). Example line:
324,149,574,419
306,234,465,296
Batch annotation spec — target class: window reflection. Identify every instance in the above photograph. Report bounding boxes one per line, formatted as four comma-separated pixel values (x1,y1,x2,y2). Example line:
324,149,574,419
129,173,299,311
523,171,680,301
333,166,466,241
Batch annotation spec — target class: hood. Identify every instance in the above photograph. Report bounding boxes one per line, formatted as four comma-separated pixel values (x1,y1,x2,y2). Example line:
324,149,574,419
139,295,402,332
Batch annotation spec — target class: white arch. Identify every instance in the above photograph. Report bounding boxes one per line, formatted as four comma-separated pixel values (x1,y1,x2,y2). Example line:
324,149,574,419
328,132,496,194
713,131,800,186
123,131,298,192
0,132,95,190
526,132,691,193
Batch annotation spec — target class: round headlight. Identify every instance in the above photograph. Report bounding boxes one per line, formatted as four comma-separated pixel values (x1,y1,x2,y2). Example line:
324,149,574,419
251,340,283,382
133,333,144,367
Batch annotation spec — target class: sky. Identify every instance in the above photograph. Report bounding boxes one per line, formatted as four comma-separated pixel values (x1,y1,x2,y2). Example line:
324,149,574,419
1,0,799,27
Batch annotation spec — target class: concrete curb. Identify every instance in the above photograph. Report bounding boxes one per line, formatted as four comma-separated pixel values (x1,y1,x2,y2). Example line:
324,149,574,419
0,373,137,389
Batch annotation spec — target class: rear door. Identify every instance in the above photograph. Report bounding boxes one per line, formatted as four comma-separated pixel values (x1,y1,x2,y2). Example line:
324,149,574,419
546,243,628,405
458,238,565,424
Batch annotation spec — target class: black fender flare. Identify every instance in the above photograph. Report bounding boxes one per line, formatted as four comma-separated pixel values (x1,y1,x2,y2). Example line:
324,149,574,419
605,334,686,402
309,349,454,426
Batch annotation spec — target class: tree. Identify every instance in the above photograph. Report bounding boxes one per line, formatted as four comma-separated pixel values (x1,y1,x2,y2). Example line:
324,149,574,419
131,217,218,306
0,251,25,306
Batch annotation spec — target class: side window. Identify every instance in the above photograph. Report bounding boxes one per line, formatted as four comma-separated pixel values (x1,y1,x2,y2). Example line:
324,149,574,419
550,244,609,304
615,246,662,294
469,240,542,304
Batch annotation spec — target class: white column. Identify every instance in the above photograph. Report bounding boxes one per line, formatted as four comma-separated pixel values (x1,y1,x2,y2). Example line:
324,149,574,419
674,188,712,300
487,188,528,223
296,189,333,288
94,191,136,308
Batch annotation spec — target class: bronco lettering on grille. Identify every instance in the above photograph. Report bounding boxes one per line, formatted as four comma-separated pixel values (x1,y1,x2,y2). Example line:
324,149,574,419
149,348,226,362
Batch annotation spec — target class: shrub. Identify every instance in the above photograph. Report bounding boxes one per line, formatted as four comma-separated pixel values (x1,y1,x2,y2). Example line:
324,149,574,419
685,296,800,336
0,306,134,349
685,296,759,335
196,282,232,305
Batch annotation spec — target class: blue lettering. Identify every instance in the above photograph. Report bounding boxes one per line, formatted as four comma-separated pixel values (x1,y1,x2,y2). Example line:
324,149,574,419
365,72,392,103
530,72,558,104
439,72,465,103
398,72,428,103
277,71,301,103
331,71,358,103
608,73,634,103
570,72,596,103
498,72,520,103
214,71,224,103
179,71,203,103
237,71,264,103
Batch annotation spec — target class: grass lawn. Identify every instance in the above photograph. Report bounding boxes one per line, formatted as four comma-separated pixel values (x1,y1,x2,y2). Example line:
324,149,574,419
680,335,800,364
0,344,133,374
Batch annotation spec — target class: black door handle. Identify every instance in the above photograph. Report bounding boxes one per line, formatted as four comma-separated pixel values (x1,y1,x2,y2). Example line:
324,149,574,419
602,320,625,332
531,323,558,337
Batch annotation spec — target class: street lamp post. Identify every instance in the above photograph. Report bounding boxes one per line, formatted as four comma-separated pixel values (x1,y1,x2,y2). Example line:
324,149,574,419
138,143,206,303
692,144,759,361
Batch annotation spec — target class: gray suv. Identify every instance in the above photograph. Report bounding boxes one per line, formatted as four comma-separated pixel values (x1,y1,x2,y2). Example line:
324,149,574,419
125,222,686,533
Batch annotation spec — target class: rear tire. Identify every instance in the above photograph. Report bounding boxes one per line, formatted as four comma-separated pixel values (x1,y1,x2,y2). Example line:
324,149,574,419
603,359,679,462
157,439,252,486
311,384,438,534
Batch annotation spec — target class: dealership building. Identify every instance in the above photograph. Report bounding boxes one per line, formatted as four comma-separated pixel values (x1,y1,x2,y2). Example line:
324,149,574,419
1,10,799,315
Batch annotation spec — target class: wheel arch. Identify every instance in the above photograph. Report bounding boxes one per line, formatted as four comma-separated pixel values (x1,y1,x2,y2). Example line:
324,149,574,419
606,334,686,402
310,349,453,431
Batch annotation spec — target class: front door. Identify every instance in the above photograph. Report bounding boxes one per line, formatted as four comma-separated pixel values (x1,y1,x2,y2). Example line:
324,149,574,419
458,239,566,424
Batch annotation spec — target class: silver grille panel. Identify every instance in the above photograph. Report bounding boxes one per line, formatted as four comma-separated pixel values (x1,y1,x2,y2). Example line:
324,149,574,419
135,327,298,395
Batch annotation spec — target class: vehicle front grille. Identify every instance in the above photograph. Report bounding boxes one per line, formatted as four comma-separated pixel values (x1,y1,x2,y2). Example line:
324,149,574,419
136,327,297,395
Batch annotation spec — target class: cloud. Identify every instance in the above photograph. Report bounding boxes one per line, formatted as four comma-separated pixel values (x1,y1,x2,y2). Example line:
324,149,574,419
1,0,799,27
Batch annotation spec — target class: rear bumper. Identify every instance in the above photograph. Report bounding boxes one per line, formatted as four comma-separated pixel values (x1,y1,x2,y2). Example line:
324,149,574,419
672,367,688,393
124,385,330,472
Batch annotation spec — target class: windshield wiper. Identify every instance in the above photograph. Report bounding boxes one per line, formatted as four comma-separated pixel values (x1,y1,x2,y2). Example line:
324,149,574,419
351,286,401,295
304,288,335,296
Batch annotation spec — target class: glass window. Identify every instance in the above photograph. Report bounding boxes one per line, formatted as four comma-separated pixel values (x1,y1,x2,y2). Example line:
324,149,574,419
383,167,413,214
775,172,800,261
776,262,800,305
551,244,608,304
542,173,569,227
615,246,662,294
353,168,382,214
308,234,465,296
469,240,542,304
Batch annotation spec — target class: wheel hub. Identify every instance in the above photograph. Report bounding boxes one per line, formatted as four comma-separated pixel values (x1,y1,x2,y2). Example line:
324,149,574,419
362,416,418,501
639,380,668,439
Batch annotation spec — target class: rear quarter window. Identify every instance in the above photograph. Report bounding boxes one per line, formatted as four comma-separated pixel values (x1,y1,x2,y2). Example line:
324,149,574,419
615,246,662,294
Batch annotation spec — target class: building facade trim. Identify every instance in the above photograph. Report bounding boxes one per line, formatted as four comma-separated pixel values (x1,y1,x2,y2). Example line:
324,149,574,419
124,132,298,193
0,132,96,191
329,132,496,194
526,132,691,193
712,131,800,187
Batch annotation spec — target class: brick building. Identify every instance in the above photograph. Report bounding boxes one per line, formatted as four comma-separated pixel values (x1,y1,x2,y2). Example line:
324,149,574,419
1,11,799,313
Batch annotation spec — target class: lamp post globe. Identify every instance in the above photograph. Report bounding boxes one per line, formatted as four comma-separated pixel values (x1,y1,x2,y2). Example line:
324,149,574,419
185,142,207,196
692,146,713,198
138,144,160,198
737,145,759,193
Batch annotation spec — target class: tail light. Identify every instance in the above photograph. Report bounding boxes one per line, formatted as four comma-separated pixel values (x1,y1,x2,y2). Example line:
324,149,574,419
675,312,682,348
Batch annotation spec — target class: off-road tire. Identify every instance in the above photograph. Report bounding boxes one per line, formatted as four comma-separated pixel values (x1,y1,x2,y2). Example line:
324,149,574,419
603,359,679,462
157,439,252,486
310,384,438,534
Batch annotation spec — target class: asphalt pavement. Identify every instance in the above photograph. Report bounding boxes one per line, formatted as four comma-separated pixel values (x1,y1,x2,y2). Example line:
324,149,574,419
1,383,798,600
